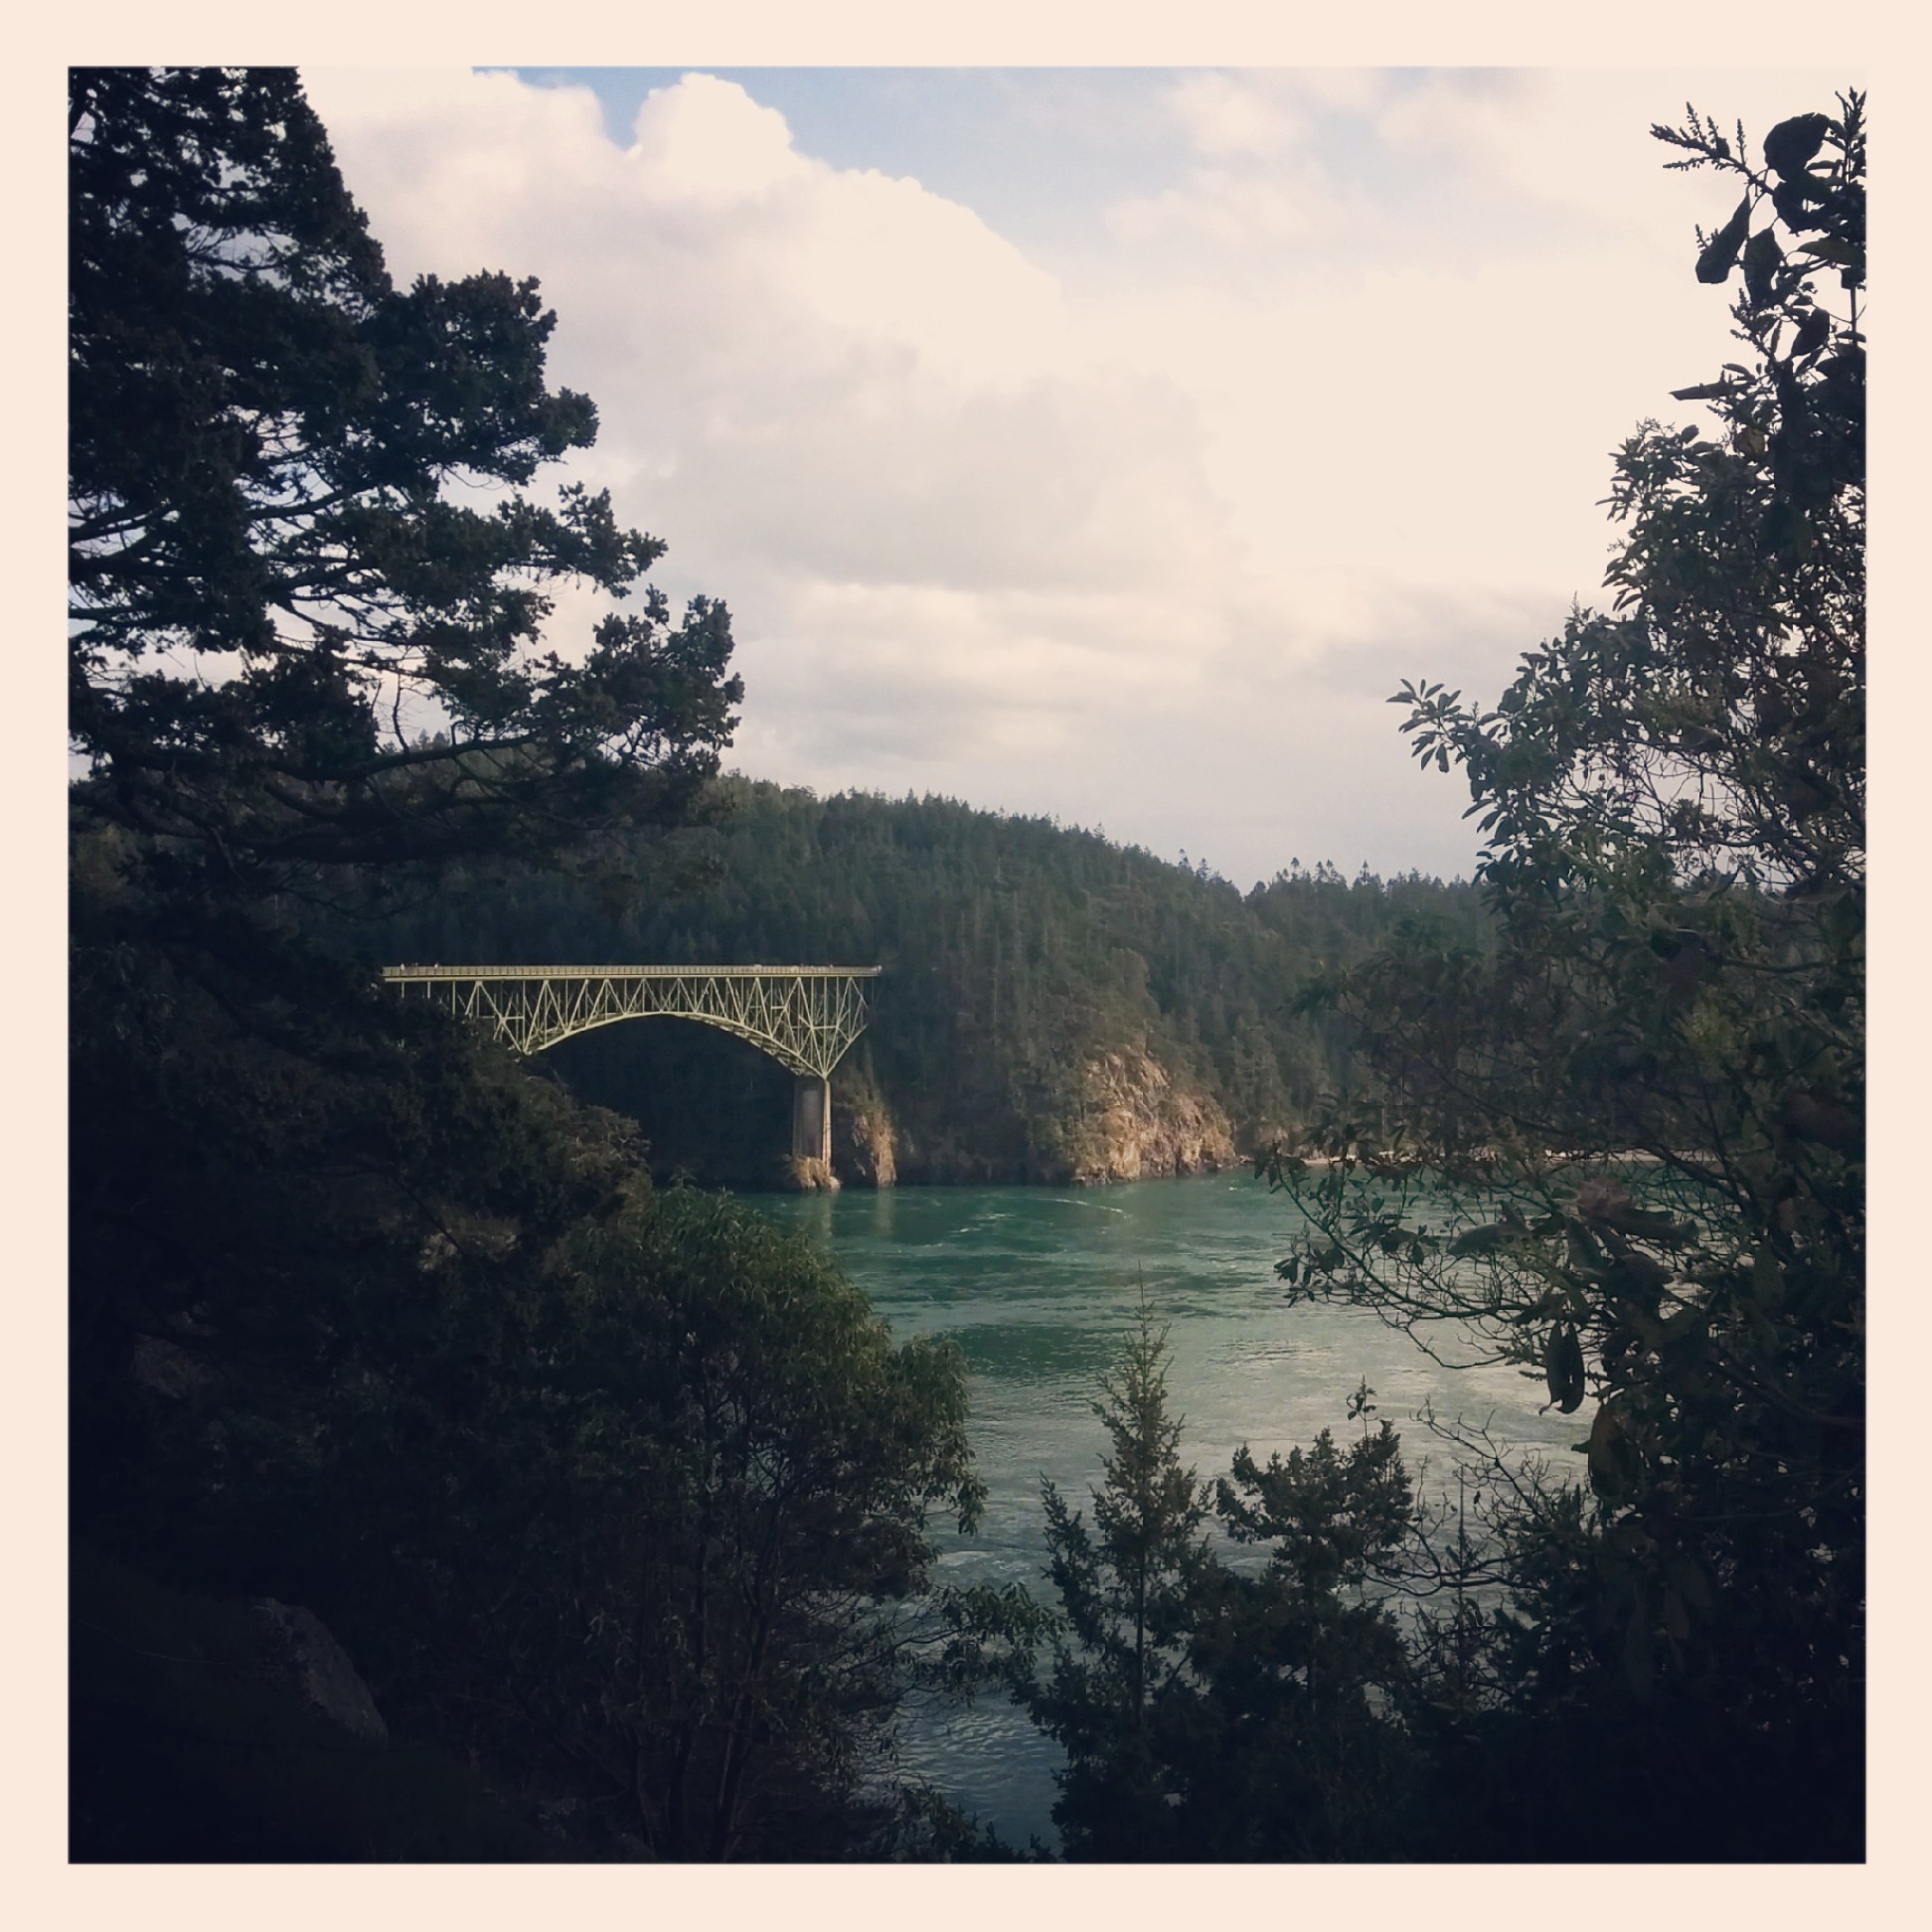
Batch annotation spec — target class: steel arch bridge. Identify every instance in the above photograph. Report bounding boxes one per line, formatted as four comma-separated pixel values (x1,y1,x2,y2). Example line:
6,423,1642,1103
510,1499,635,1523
382,964,883,1164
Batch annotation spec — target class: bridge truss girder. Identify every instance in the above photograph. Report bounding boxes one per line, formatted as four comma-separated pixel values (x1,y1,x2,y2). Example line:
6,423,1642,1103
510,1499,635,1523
381,964,883,1078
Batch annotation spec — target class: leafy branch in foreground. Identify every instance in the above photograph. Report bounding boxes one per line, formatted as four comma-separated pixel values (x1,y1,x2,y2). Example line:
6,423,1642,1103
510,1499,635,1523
1267,93,1863,1860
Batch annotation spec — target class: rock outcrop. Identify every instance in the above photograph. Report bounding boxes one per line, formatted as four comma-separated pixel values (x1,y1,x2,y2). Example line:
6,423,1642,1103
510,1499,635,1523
841,1088,898,1189
821,1044,1240,1189
781,1154,840,1193
250,1598,390,1746
1044,1047,1239,1186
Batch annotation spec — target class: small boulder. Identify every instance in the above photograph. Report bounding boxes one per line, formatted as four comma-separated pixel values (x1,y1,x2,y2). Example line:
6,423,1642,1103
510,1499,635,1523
249,1599,389,1747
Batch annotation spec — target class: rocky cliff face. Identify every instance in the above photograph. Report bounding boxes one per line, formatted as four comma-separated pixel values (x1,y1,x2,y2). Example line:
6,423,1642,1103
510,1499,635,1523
848,1044,1238,1188
833,1069,899,1188
842,1095,898,1188
1046,1047,1239,1186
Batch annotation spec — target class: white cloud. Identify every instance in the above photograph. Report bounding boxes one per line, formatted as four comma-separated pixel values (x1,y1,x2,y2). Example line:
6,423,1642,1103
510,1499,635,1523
300,65,1854,885
305,68,1259,686
1107,165,1345,245
623,72,808,204
1168,71,1316,159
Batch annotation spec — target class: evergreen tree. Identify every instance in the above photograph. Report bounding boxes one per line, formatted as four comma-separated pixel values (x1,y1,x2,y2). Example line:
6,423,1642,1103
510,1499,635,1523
1024,1306,1216,1858
1181,1393,1420,1859
967,1335,1427,1861
68,69,973,1861
70,67,740,911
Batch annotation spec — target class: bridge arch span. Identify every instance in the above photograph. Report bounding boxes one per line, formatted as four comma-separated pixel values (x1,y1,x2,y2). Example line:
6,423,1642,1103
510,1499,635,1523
383,963,882,1163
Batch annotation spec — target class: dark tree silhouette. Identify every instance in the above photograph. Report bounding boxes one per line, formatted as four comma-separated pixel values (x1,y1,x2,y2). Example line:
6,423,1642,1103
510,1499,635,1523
1273,94,1865,1860
70,67,740,906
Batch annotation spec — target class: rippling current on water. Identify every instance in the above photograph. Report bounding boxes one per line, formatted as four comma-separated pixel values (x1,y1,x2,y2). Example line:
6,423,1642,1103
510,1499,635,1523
762,1173,1582,1852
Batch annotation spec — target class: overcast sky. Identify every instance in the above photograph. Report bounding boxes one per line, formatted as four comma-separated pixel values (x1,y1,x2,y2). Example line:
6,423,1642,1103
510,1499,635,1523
303,65,1855,888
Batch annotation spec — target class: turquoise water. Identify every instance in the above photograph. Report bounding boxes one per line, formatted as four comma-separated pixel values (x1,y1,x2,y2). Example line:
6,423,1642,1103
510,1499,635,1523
763,1174,1582,1850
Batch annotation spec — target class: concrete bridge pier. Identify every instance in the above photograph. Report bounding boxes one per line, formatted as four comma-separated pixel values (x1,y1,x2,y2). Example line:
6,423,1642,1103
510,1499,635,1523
791,1074,832,1164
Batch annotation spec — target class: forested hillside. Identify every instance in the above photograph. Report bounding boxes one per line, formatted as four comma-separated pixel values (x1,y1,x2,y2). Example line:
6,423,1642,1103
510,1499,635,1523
70,67,1863,1864
365,780,1488,1187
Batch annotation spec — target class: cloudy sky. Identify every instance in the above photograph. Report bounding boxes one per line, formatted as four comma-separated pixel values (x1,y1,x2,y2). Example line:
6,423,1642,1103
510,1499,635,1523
303,65,1855,887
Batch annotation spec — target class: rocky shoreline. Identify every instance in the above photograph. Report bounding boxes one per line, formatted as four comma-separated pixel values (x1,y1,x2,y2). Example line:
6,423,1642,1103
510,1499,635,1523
778,1043,1247,1192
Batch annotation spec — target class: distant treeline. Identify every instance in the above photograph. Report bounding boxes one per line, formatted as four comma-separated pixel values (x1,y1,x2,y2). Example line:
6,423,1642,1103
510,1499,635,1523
362,778,1491,1184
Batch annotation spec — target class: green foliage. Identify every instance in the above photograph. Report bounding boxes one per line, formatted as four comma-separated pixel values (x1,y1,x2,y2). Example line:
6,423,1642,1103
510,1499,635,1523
954,1328,1425,1861
1271,95,1864,1859
1183,1409,1421,1859
365,782,1488,1183
352,1187,984,1858
71,917,982,1854
70,68,740,906
1025,1307,1217,1857
67,69,975,1861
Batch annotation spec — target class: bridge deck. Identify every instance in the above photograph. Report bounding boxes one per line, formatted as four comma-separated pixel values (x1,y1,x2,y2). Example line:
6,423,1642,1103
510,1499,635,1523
383,964,883,981
381,963,882,1079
